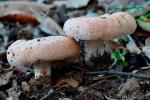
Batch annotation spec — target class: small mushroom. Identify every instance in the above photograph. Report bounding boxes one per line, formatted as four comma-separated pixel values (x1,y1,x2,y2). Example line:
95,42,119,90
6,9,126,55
63,12,137,63
7,36,80,79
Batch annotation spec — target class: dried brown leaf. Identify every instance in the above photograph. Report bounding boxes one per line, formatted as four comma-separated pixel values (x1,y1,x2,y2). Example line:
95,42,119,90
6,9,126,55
0,11,39,26
56,78,79,88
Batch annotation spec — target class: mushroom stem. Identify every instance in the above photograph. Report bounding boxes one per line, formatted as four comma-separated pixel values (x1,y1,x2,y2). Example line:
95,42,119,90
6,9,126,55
34,62,51,79
84,39,106,63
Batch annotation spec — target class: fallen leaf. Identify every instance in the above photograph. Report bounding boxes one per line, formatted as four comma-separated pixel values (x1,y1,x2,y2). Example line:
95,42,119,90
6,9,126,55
0,1,54,15
39,17,63,35
0,70,13,86
67,0,90,8
142,46,150,59
0,1,62,36
54,0,90,8
137,19,150,32
134,29,150,37
0,11,39,26
56,78,79,88
126,6,150,17
137,14,150,32
126,41,141,54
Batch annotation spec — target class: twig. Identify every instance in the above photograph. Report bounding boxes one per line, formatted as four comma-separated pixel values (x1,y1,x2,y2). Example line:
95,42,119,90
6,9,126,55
72,66,88,71
40,89,54,100
86,70,150,79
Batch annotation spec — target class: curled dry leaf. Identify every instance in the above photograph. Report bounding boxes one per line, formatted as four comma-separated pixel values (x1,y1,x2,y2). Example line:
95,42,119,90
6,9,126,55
39,17,63,35
0,11,39,26
0,1,63,35
0,70,13,86
0,1,54,15
56,78,79,88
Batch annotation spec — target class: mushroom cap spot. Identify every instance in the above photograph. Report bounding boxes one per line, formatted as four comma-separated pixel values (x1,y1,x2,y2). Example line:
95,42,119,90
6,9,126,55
7,36,80,66
63,12,137,40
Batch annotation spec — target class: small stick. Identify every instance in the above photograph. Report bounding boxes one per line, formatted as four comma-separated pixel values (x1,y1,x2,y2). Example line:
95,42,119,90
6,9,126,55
87,70,150,79
40,89,54,100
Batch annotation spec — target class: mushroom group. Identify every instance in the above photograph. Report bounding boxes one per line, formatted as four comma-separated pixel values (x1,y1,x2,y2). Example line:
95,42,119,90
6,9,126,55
62,12,137,64
6,11,137,81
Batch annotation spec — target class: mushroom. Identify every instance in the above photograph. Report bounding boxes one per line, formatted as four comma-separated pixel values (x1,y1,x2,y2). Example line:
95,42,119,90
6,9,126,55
7,36,80,79
63,12,137,64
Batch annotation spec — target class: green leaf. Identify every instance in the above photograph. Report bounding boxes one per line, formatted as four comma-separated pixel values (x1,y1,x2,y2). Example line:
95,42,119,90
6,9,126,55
113,49,121,61
122,61,129,68
113,49,128,60
121,50,127,57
